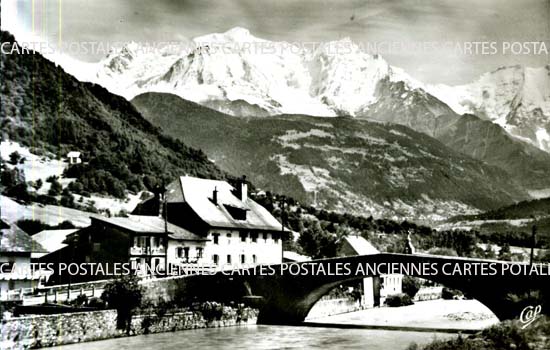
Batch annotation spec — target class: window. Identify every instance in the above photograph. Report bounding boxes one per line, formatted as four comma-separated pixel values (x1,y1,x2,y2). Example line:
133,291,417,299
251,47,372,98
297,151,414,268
136,236,146,247
263,233,268,243
273,235,280,244
212,254,219,264
212,233,219,244
177,247,184,258
251,232,258,243
240,232,247,242
224,204,247,220
240,254,246,264
252,255,257,264
227,233,232,244
184,247,190,259
93,243,101,252
196,247,203,259
227,255,232,264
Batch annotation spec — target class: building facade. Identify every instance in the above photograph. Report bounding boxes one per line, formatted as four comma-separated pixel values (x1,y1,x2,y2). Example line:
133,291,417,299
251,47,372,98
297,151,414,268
338,235,403,307
1,219,46,301
164,176,285,268
49,176,285,281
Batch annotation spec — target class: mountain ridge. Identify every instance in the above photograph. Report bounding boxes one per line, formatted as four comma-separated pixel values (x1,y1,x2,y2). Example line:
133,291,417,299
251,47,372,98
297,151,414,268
85,27,550,154
131,91,529,221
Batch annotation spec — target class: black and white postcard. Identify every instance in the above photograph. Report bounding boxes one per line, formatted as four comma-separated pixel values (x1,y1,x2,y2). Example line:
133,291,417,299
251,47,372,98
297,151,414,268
1,1,549,349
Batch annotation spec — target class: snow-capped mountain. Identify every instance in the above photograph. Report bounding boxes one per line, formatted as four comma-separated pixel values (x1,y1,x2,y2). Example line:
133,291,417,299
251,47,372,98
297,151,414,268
427,65,550,152
93,27,421,117
91,27,550,153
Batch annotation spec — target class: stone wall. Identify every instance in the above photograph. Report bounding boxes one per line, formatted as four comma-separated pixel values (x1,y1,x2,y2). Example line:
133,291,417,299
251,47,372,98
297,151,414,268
414,286,443,301
1,310,119,349
1,305,258,349
305,298,364,320
131,306,258,335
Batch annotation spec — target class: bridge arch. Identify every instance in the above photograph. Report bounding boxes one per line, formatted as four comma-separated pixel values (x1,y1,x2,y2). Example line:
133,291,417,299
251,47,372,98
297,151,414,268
238,253,547,324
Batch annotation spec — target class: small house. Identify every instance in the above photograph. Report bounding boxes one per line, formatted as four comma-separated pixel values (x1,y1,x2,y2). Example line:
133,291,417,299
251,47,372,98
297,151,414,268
66,151,81,165
1,219,47,300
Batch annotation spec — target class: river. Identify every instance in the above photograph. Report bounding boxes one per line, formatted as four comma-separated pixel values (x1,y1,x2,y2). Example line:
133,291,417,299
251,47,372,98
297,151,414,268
49,325,456,350
49,300,496,349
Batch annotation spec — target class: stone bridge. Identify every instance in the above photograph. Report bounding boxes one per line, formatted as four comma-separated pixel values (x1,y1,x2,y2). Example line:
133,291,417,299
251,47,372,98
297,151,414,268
148,253,549,325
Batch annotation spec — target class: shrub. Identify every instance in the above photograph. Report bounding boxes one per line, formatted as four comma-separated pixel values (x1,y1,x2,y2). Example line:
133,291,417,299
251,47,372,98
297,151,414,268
385,293,414,307
5,183,31,202
33,178,43,190
46,175,59,183
9,151,21,165
70,294,88,307
48,178,62,196
442,287,463,300
87,297,106,309
402,276,421,298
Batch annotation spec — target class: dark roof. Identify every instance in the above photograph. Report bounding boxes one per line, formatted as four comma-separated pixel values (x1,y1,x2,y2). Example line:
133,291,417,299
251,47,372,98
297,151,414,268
166,176,286,232
91,215,208,241
0,219,47,253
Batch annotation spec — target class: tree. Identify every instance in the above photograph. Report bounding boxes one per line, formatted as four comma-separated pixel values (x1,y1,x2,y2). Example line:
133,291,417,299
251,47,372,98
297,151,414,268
33,178,43,191
48,178,62,196
499,243,512,261
402,276,421,299
101,275,143,333
9,151,21,165
297,223,339,259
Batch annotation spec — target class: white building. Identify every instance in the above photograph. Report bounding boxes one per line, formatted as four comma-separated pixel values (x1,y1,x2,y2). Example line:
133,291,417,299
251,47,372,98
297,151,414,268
338,235,403,307
66,151,81,165
55,176,286,279
165,176,285,268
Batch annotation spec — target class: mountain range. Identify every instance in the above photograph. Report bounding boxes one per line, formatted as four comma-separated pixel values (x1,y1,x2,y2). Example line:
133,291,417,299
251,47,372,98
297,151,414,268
88,27,550,155
5,26,550,221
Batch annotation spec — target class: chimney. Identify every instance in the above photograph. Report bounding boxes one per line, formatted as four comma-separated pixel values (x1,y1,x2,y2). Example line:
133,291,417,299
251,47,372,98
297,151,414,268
153,189,162,217
212,186,218,205
239,175,248,202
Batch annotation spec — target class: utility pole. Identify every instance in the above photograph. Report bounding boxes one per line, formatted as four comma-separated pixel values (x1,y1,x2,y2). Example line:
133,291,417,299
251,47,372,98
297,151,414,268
280,196,286,263
162,182,169,277
530,219,537,266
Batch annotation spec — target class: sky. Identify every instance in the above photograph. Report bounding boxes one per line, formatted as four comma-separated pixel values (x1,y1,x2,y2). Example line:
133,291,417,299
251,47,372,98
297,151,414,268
2,0,549,84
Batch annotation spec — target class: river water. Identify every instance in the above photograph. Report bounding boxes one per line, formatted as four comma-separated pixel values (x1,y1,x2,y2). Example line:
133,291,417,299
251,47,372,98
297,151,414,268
50,324,456,350
51,300,496,349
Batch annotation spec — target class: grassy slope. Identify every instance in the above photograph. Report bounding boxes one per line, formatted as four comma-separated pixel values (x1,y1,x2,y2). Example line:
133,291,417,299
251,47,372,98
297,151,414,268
454,197,550,221
132,92,527,218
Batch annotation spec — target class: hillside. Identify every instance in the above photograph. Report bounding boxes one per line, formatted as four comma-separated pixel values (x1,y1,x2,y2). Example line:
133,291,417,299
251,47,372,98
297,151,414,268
452,197,550,222
359,79,550,191
0,30,224,198
132,92,528,221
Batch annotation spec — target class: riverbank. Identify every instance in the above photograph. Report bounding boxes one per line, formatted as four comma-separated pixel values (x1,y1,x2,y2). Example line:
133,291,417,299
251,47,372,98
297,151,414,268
412,317,550,350
308,299,499,331
0,305,258,349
